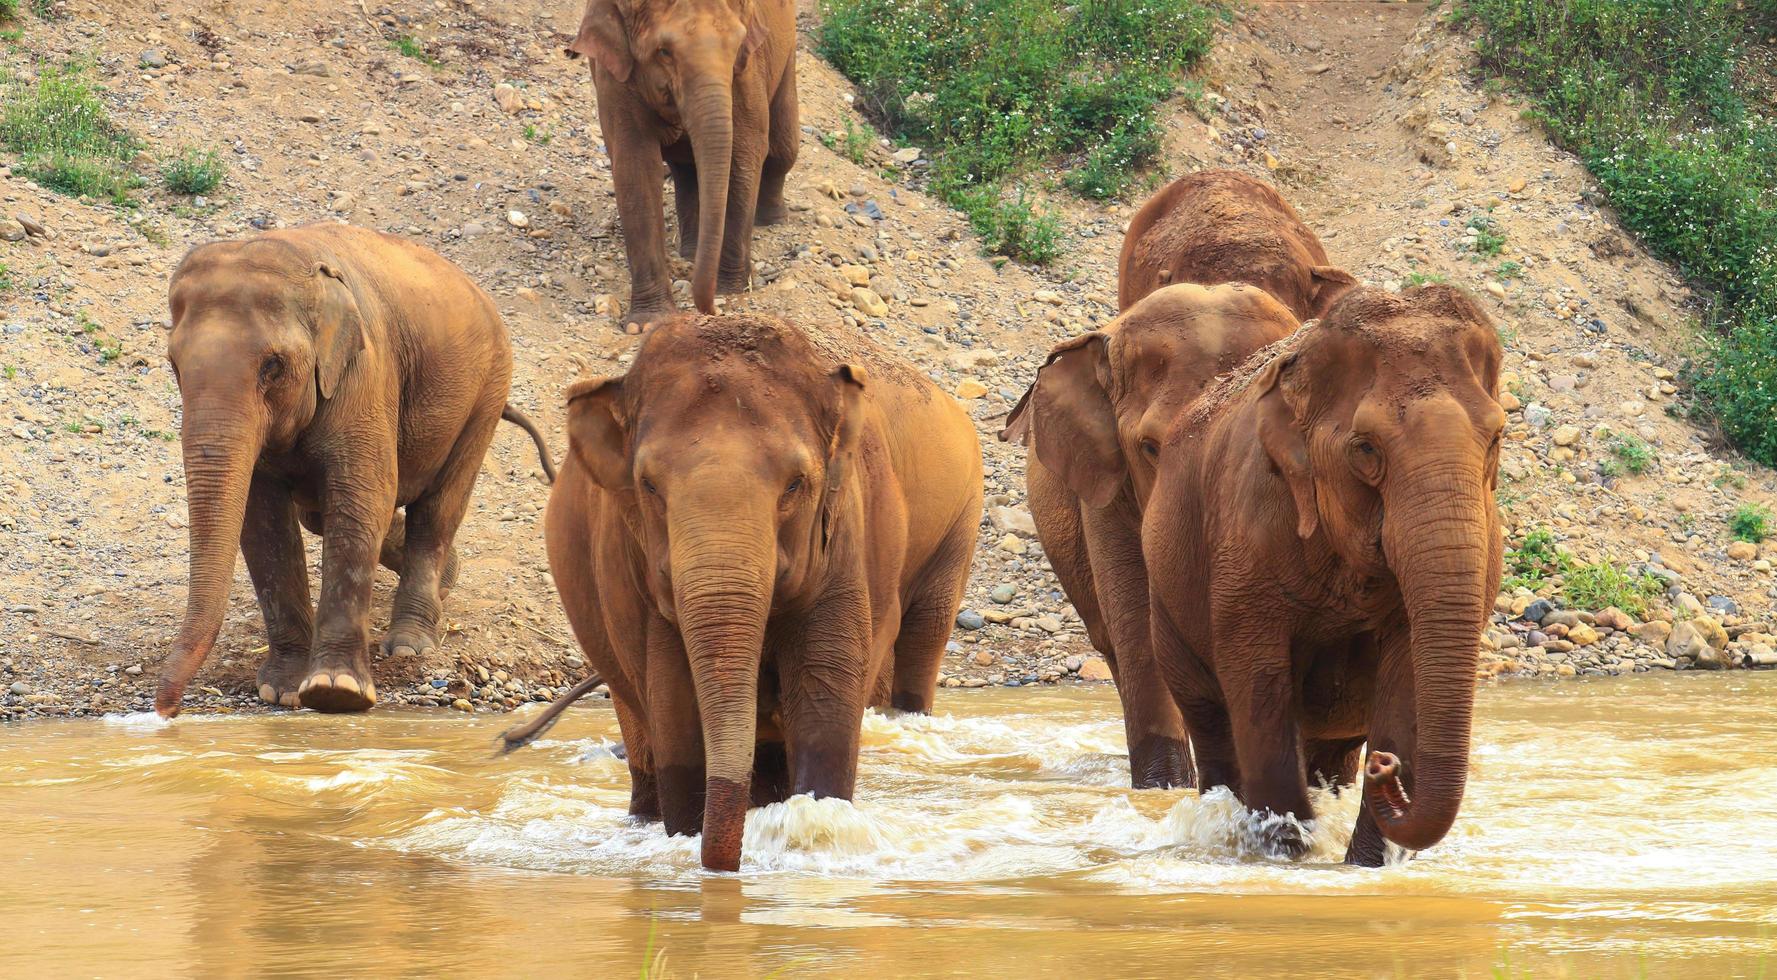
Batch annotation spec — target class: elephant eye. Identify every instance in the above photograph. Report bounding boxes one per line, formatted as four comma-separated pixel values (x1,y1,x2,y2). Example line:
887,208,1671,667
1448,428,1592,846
259,354,285,385
641,478,659,496
1139,438,1160,458
1354,439,1377,456
657,45,672,62
784,476,804,496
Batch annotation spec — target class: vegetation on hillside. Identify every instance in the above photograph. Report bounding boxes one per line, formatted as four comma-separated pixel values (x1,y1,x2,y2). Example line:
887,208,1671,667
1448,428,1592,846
817,0,1219,262
1459,0,1777,466
1,59,140,204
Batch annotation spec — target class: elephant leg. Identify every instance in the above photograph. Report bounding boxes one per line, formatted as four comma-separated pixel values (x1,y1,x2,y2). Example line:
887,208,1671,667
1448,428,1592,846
611,693,660,822
1152,605,1236,791
298,466,396,713
717,76,770,294
596,83,676,331
755,55,798,226
668,156,699,261
1213,622,1314,857
1081,500,1192,790
1307,737,1365,792
647,614,706,837
752,684,790,806
241,473,313,708
779,594,872,802
374,512,460,599
1347,623,1415,867
888,513,976,714
384,408,499,663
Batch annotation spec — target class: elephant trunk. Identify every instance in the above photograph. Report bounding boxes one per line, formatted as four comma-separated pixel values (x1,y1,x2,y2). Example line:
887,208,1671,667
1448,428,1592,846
157,402,262,717
685,78,734,315
1366,453,1494,851
671,503,774,871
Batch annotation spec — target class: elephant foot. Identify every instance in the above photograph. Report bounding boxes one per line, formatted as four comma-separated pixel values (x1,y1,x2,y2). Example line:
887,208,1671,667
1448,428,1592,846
677,235,697,261
1129,734,1194,790
298,660,378,713
755,200,788,226
380,620,439,663
717,269,752,295
255,652,308,709
1254,813,1310,860
620,298,678,336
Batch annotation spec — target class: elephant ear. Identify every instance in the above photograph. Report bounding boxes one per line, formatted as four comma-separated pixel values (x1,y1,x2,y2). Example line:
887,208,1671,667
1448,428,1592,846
565,376,631,491
566,0,633,83
310,262,367,401
1308,265,1358,318
736,1,768,71
1256,353,1319,539
1023,333,1124,510
820,364,868,549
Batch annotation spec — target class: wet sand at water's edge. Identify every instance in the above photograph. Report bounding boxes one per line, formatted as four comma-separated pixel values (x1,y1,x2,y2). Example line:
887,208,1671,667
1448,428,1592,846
5,675,1774,977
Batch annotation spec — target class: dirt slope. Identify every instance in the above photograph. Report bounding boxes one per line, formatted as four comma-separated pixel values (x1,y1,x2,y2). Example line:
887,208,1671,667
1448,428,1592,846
2,0,1771,718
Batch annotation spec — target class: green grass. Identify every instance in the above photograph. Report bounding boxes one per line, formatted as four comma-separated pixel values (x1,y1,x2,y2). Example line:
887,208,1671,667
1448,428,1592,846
0,1,18,20
1563,561,1665,619
1,59,141,204
1503,527,1565,592
1406,269,1448,287
0,260,13,293
1459,0,1777,466
521,124,552,145
1731,503,1772,543
817,0,1218,261
2,364,16,380
160,146,224,195
1467,213,1506,256
1495,260,1523,279
389,35,440,67
820,117,876,165
1605,432,1654,475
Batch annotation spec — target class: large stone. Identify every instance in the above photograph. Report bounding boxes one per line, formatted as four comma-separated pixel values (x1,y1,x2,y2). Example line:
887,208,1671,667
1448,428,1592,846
1693,616,1729,649
1595,606,1636,631
850,287,889,317
1551,425,1582,447
956,379,988,399
839,264,871,286
494,83,526,115
1077,657,1114,681
1634,620,1673,647
996,533,1027,556
1567,623,1600,646
990,505,1038,537
1727,541,1758,561
955,609,985,631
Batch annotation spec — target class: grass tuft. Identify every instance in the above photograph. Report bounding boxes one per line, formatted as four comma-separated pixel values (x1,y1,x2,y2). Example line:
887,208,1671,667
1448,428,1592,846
1731,503,1771,543
160,146,224,195
1,60,141,204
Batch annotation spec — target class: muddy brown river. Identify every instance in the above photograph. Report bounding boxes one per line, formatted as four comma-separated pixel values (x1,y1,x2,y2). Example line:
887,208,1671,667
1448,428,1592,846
6,676,1775,977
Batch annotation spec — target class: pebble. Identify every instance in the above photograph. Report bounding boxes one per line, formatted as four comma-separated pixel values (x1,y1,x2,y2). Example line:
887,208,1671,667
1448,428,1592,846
507,210,530,228
9,682,29,696
990,583,1018,604
996,533,1028,556
956,379,988,399
955,610,986,631
140,49,169,68
850,287,889,317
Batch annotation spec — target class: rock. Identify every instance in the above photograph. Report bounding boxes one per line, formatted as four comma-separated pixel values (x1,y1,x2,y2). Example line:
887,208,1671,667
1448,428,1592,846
1551,425,1582,447
462,221,488,238
1706,595,1739,616
1727,540,1758,561
298,110,324,123
1634,620,1673,646
1033,290,1064,306
123,664,143,676
1485,281,1506,299
990,583,1018,604
1521,598,1554,623
1567,623,1600,646
955,379,989,399
969,649,996,667
8,682,28,695
996,533,1028,556
1034,615,1063,633
451,698,473,712
990,505,1038,537
1595,607,1635,631
140,49,169,68
506,210,530,228
1498,391,1522,411
839,264,871,287
962,677,990,688
1694,616,1729,649
1064,655,1085,672
850,287,889,318
0,217,25,242
1541,609,1583,628
16,213,50,238
1523,404,1552,429
328,193,356,213
891,146,922,163
1692,645,1733,670
1077,657,1114,682
955,609,986,631
1507,177,1528,194
494,83,526,115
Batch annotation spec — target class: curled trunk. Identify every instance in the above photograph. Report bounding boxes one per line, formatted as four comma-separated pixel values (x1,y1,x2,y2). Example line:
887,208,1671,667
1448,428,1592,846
671,506,774,871
685,80,734,315
1367,459,1493,851
157,410,261,717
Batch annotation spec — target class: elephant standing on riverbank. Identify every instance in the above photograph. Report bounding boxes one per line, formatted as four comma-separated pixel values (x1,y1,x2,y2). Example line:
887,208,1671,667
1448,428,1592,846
157,224,555,718
1143,285,1505,864
1119,169,1357,319
1001,283,1301,789
542,314,981,871
567,0,798,333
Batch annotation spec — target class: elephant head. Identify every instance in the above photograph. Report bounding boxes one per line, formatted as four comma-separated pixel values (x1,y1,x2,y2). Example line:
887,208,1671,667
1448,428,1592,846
564,314,867,870
1003,282,1300,509
156,236,368,717
568,0,766,314
1253,284,1505,851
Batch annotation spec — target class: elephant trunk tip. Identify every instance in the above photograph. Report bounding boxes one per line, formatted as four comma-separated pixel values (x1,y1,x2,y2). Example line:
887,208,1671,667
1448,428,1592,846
700,776,749,872
1364,750,1410,816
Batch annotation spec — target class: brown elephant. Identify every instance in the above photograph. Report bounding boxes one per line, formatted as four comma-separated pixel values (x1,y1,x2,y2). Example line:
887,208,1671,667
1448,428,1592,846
156,223,555,718
567,0,798,332
1142,285,1505,865
1118,169,1357,318
1000,283,1300,789
543,313,981,870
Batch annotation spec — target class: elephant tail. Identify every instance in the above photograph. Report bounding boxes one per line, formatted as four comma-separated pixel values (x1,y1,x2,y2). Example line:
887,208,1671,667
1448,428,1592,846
502,404,557,484
496,672,604,755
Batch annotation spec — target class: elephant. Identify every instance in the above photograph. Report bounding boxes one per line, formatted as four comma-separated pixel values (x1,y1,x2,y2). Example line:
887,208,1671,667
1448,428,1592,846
566,0,798,332
541,313,982,870
1141,284,1505,865
1000,283,1301,789
156,223,556,718
1118,169,1357,319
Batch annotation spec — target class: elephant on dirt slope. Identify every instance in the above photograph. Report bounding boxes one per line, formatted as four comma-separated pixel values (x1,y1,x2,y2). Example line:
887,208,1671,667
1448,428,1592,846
567,0,798,333
157,223,555,718
1118,169,1357,319
1142,285,1505,865
1000,283,1301,789
543,313,982,871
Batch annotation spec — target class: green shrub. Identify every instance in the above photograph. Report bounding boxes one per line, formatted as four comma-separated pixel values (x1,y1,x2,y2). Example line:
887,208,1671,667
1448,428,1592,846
1,60,141,203
1460,0,1777,465
0,1,18,20
160,146,224,195
820,117,875,165
817,0,1217,261
1731,503,1771,543
390,35,440,67
1563,561,1665,619
1606,432,1654,475
1504,527,1566,591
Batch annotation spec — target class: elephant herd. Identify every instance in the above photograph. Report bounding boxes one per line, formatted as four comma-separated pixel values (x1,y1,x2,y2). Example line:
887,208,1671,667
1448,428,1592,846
149,0,1505,874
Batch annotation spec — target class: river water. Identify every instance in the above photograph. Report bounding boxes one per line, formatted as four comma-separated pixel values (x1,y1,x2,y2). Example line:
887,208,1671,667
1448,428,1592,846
5,675,1774,977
